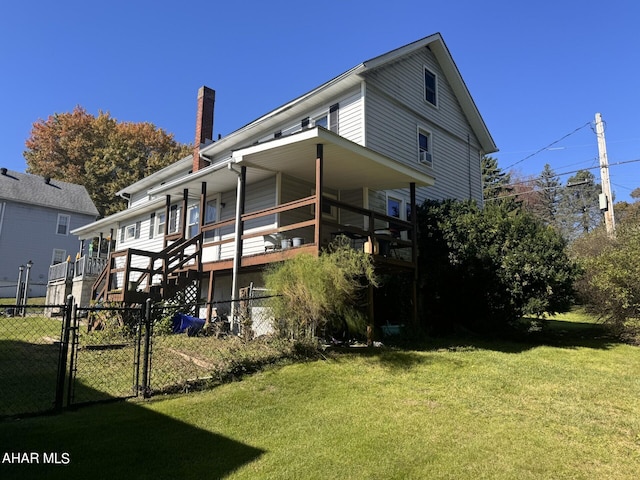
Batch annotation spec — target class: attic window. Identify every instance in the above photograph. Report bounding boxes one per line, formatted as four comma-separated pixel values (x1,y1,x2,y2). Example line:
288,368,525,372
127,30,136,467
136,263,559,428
56,214,70,235
424,68,437,106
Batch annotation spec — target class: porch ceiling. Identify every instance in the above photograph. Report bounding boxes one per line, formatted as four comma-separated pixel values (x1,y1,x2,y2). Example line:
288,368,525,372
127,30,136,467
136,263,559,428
148,127,435,198
235,127,435,191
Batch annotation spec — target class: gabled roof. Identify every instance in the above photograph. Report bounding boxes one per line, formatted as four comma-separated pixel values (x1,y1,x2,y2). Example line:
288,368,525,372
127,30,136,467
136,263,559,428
115,33,497,204
0,169,99,217
361,33,497,154
197,32,497,162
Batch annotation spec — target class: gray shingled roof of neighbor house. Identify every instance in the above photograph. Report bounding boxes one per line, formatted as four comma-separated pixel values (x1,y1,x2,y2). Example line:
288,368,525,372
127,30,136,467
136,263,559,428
0,168,99,216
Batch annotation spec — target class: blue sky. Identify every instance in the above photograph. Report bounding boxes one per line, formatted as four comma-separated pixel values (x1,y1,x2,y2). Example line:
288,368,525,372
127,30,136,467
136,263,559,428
1,0,639,202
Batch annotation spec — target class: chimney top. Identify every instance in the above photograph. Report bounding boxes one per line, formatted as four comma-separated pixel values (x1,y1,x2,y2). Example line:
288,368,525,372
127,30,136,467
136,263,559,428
0,167,7,175
193,86,216,172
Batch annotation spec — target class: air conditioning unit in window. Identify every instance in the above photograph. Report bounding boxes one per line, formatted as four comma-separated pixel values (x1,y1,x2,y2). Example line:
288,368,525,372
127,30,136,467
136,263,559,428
419,151,432,165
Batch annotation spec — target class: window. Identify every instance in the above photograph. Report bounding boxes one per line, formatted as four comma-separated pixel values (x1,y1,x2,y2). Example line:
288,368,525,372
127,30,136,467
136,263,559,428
149,213,155,239
424,68,437,106
387,196,405,238
156,212,166,236
313,115,328,129
418,129,433,166
56,214,70,235
52,249,66,265
187,206,199,239
121,221,141,242
311,104,339,133
203,198,218,242
387,197,402,219
311,190,337,220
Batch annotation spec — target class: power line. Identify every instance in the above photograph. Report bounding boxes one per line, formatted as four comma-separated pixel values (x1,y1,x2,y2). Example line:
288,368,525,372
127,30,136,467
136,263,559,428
485,157,640,192
503,121,592,170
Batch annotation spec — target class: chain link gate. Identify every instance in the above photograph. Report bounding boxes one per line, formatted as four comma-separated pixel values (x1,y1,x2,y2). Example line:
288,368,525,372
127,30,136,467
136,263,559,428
65,300,152,407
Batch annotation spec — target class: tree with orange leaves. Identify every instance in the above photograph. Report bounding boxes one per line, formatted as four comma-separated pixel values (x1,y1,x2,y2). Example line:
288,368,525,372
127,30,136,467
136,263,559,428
25,106,191,217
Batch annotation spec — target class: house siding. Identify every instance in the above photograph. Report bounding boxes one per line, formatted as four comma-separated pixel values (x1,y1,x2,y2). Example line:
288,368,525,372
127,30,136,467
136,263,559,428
222,88,365,161
335,88,364,145
363,46,484,203
0,201,95,297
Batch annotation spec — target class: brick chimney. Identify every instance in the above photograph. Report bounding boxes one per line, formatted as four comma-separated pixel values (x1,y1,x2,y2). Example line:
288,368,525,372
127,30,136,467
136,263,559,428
193,86,215,172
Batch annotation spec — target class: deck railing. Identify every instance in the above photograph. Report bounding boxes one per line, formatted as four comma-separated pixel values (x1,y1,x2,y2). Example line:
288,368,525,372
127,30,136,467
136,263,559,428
74,256,108,278
48,261,74,282
92,193,416,302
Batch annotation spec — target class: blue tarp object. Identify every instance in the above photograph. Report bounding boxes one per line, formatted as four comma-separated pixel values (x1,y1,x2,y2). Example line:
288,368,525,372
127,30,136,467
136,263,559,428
171,313,205,335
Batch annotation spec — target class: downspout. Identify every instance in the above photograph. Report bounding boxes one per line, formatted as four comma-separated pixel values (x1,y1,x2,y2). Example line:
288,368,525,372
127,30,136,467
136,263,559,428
0,202,6,241
229,163,246,332
467,134,473,200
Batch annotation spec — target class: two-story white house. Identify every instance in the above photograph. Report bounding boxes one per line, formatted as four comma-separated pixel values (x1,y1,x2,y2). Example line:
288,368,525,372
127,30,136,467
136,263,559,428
71,32,497,329
0,169,99,298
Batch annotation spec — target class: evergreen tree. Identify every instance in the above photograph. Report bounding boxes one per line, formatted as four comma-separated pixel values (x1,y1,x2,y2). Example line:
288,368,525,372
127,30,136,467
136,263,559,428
533,163,562,227
557,170,602,240
481,156,512,201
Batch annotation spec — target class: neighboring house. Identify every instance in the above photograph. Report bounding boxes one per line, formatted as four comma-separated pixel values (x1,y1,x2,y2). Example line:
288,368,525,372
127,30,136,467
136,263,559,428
0,168,99,298
71,32,497,331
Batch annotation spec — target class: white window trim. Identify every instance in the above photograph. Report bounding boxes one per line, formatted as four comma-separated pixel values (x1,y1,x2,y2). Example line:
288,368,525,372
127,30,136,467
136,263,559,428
386,195,405,221
52,248,66,265
56,213,70,236
417,125,434,167
423,66,438,108
124,224,137,241
156,212,166,237
312,113,328,129
203,193,222,244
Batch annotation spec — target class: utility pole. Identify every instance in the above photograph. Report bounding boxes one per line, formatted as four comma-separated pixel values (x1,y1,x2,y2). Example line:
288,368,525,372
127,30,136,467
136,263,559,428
595,113,616,238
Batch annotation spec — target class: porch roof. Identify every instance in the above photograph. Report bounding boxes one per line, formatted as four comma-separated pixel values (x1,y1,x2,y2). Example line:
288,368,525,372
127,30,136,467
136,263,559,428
150,127,435,197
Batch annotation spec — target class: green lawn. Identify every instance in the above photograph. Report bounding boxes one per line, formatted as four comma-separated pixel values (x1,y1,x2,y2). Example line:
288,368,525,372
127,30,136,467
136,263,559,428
2,312,640,479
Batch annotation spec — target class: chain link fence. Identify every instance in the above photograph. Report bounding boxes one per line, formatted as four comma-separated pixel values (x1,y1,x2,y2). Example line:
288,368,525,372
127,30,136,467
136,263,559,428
0,303,68,417
147,295,286,395
1,293,300,418
69,304,145,406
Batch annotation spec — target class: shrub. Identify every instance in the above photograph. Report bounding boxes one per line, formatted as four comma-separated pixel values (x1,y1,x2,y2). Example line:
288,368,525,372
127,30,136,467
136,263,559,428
264,236,378,340
572,225,640,342
417,200,578,333
86,302,140,344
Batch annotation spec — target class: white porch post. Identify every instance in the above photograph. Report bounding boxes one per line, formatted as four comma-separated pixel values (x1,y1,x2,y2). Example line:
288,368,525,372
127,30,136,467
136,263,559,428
230,165,246,332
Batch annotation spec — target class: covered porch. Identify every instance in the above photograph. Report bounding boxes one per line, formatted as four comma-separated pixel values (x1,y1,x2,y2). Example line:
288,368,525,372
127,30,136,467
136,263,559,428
92,127,433,332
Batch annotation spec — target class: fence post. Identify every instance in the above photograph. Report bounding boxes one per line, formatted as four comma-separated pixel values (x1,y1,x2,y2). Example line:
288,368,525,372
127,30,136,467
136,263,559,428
55,295,74,411
140,298,152,398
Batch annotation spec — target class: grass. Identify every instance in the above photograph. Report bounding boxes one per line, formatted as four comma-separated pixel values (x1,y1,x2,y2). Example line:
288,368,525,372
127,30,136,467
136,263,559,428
0,315,65,416
0,313,314,414
2,310,640,479
0,297,46,307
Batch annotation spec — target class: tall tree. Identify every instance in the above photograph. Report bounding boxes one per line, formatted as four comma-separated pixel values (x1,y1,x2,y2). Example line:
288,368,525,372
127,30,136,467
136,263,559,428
508,170,539,213
614,187,640,226
533,163,562,227
481,155,512,201
24,106,191,216
557,170,602,240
